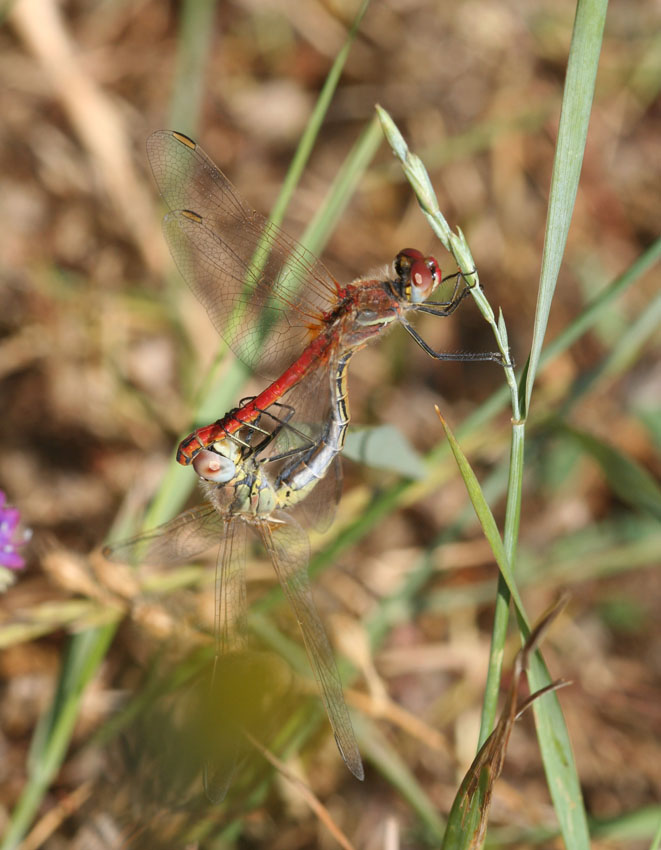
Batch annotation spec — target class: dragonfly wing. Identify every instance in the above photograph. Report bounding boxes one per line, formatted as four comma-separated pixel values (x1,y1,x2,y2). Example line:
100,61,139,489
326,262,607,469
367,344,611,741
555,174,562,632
162,210,320,374
147,130,340,376
103,504,223,565
260,514,364,780
204,517,249,803
211,516,248,656
295,455,343,534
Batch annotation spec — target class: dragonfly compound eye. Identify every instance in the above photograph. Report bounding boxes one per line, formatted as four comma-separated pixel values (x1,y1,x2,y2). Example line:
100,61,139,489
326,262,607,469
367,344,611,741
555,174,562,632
409,258,440,303
394,249,441,303
394,248,424,279
193,449,237,483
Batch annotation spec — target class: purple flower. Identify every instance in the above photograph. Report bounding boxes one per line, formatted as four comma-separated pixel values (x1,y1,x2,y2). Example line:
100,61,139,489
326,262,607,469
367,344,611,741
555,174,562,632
0,490,30,571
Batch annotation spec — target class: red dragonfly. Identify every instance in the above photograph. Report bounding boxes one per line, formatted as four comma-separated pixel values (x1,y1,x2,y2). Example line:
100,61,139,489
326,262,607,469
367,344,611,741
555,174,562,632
146,131,498,466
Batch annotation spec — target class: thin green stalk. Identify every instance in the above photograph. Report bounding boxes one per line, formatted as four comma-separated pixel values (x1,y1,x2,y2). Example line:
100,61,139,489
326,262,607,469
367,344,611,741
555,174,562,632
516,4,607,846
167,0,218,136
376,105,519,416
268,0,370,231
1,626,115,850
477,422,525,747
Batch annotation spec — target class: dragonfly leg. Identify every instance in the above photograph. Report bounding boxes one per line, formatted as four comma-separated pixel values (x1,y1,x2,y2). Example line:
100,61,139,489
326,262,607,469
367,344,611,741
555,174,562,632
414,283,472,316
400,316,511,365
241,401,317,459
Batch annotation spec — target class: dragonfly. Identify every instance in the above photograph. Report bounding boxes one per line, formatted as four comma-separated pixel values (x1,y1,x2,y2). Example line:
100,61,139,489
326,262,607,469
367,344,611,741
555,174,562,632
106,346,362,801
146,130,499,467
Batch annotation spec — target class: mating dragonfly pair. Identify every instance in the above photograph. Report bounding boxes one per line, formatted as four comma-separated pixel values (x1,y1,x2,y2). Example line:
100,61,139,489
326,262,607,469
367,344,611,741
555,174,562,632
107,130,500,798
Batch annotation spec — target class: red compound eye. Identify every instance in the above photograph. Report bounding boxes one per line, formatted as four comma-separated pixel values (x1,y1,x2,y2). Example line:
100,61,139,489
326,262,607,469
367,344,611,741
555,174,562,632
409,258,433,292
395,249,441,303
398,248,424,262
193,449,236,483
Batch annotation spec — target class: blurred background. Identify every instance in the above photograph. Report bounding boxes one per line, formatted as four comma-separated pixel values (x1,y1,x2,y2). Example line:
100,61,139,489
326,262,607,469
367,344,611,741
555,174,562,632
0,0,659,847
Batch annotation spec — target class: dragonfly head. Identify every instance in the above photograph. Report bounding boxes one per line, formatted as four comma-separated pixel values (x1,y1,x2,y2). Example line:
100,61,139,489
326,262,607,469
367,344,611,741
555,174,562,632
393,249,441,304
193,448,237,483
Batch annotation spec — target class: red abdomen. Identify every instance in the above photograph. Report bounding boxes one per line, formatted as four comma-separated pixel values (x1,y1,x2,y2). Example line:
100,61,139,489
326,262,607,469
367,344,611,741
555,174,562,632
176,332,336,465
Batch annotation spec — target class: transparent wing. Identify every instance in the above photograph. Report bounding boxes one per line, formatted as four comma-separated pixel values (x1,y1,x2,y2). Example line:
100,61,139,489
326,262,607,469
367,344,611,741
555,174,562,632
147,130,341,376
294,455,343,534
211,516,248,657
204,518,249,803
103,504,223,566
260,514,364,780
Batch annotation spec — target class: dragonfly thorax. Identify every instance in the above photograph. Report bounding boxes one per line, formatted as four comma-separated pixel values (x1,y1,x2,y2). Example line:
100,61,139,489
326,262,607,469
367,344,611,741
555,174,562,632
230,475,278,517
329,283,399,351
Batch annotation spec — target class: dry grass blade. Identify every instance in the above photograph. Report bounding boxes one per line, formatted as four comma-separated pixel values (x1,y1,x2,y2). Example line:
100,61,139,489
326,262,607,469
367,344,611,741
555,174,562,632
8,0,160,270
18,782,93,850
243,731,357,850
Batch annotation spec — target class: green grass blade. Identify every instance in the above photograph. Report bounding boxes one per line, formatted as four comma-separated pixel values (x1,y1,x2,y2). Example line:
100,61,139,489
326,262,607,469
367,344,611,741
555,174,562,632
373,7,615,845
524,0,609,413
560,423,661,520
649,813,661,850
586,806,661,845
1,626,115,850
471,374,522,758
436,409,528,625
596,291,661,379
560,290,661,416
167,0,218,135
523,647,589,850
477,417,526,749
544,237,661,366
343,424,426,479
300,114,382,256
268,0,370,231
